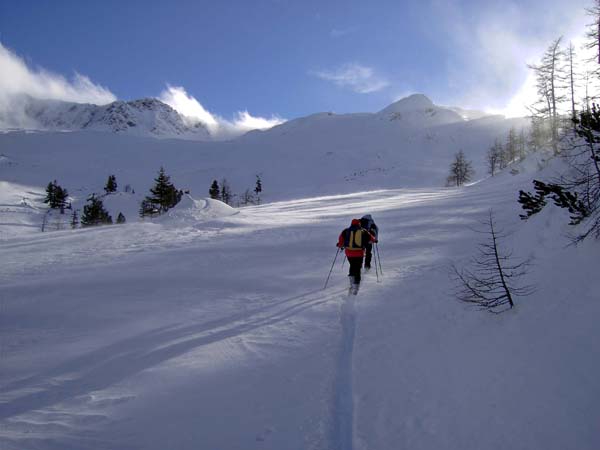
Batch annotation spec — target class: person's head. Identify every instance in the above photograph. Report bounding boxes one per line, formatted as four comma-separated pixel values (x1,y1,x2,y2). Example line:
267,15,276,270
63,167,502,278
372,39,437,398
351,218,361,227
361,214,372,221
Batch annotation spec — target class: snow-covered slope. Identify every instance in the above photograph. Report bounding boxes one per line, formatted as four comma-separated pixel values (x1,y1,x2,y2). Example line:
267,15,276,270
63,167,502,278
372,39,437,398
0,95,210,139
1,86,598,449
1,155,598,450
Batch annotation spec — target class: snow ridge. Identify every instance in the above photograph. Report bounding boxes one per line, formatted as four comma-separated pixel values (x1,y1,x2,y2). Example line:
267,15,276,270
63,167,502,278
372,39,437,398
1,95,211,140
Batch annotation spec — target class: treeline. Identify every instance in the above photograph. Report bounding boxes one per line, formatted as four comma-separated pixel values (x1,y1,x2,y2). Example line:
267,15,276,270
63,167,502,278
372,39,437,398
42,169,265,231
43,174,129,230
208,175,263,206
446,124,540,188
517,1,600,242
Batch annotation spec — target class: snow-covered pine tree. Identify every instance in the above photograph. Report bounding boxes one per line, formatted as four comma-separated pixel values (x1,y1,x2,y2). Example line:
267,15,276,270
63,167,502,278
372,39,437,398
139,199,157,218
105,175,118,194
81,194,112,227
116,212,126,224
44,180,69,210
254,175,262,204
209,179,220,199
44,181,56,207
144,167,181,214
220,178,232,205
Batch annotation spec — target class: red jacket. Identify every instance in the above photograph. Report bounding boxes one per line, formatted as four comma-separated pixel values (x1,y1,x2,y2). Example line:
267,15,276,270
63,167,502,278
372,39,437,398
338,226,376,258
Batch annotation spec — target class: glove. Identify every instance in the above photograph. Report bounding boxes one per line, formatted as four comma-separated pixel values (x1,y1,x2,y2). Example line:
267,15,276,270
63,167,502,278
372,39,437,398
374,239,378,243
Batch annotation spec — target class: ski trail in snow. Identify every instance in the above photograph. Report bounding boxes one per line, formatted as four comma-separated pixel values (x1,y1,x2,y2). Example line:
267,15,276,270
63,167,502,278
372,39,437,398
333,294,357,450
0,287,347,420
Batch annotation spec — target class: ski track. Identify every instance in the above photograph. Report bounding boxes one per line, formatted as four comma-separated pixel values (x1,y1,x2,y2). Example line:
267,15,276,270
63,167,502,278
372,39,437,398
332,294,357,450
0,286,346,420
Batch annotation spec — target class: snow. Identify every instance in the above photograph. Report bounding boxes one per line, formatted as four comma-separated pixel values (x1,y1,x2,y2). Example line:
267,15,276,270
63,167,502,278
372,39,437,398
0,95,211,140
0,100,599,449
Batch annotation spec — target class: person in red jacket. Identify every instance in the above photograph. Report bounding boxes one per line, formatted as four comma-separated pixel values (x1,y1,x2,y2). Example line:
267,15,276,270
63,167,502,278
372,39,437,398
337,218,376,294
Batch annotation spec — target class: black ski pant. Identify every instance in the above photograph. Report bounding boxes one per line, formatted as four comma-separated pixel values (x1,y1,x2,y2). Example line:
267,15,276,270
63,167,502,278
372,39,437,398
348,256,364,285
364,243,373,268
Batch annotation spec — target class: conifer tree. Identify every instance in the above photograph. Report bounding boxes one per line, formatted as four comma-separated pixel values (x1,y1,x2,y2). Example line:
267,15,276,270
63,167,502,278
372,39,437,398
143,167,181,214
44,181,56,207
81,194,113,227
505,127,519,164
55,185,68,213
220,178,232,205
70,209,79,229
528,37,567,154
487,139,504,176
452,210,534,313
517,129,527,161
446,150,474,187
241,188,256,205
209,180,220,199
254,175,262,204
139,199,157,218
44,180,69,211
105,175,118,194
116,212,126,224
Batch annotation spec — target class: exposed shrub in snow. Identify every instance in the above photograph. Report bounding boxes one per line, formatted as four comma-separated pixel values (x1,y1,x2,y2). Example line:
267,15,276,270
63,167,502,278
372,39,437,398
452,210,535,313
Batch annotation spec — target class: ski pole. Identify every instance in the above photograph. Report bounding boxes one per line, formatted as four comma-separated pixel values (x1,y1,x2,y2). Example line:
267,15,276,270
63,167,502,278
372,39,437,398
373,246,380,283
324,248,341,289
342,255,346,269
375,243,384,276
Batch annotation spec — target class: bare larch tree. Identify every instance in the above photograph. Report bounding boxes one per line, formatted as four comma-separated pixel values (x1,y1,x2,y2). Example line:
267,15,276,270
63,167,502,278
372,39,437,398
452,210,534,313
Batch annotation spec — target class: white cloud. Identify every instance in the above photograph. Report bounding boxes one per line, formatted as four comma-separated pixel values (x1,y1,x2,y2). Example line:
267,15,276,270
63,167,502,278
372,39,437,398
0,41,116,128
432,0,591,116
159,85,284,139
231,110,285,132
0,41,116,105
159,85,220,134
312,63,389,94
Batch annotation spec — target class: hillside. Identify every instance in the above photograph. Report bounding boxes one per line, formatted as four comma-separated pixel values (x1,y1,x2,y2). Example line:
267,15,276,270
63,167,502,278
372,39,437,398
0,94,528,237
1,154,598,449
2,93,597,450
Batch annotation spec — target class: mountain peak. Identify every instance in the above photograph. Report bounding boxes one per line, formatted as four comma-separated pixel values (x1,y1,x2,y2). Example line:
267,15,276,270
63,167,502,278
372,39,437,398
379,94,434,115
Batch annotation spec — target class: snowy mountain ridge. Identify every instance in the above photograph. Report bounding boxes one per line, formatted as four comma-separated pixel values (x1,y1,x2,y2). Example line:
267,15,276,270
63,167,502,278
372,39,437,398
1,93,500,141
0,95,211,140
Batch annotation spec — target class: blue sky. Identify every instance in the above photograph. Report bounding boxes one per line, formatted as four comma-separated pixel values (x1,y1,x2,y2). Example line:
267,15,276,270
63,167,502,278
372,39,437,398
0,0,591,121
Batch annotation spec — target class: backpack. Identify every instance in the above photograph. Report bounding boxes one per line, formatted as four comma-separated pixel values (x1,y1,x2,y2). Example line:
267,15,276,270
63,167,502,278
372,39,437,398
344,227,364,250
360,216,376,236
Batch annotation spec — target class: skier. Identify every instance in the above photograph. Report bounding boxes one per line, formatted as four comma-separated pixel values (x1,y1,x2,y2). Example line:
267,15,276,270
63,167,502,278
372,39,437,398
360,214,379,270
337,218,376,294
